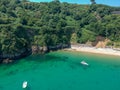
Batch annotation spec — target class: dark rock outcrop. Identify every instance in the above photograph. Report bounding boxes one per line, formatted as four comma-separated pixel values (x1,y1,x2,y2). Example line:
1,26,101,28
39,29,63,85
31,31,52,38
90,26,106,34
32,44,70,54
0,48,31,63
0,44,70,63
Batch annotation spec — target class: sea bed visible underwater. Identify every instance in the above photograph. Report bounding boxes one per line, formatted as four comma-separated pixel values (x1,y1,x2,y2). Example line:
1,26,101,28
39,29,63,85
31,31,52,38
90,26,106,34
0,51,120,90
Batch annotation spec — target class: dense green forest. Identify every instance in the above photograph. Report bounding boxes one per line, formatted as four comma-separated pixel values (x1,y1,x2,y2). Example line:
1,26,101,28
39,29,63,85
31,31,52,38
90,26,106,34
0,0,120,60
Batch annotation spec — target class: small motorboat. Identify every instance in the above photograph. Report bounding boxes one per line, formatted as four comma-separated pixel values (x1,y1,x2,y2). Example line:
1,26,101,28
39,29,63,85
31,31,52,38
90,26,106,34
22,81,27,88
80,61,89,66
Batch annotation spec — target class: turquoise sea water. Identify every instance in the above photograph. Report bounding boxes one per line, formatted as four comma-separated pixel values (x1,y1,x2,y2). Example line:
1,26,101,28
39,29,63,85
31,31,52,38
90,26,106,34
0,51,120,90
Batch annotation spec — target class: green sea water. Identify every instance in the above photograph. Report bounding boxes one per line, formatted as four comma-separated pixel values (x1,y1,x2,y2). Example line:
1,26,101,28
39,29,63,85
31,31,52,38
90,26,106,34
0,51,120,90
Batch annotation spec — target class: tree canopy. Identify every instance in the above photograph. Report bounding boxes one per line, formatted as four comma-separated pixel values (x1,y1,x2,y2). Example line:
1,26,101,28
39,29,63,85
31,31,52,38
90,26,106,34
0,0,120,59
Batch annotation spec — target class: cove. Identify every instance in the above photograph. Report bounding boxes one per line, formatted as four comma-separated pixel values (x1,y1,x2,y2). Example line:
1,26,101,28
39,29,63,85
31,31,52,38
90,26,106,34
0,51,120,90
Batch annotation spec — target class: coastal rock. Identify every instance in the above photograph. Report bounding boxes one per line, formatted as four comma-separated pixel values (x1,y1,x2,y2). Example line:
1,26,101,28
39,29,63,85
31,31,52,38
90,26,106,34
2,59,13,64
0,44,70,63
32,45,48,54
0,48,31,64
43,46,48,52
32,44,70,54
32,46,39,53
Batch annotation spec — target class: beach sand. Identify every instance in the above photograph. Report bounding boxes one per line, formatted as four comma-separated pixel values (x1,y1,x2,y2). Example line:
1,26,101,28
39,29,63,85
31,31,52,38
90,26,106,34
65,45,120,56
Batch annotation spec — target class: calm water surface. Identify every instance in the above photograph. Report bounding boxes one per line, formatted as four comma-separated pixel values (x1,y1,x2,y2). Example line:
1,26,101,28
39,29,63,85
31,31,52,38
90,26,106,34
0,51,120,90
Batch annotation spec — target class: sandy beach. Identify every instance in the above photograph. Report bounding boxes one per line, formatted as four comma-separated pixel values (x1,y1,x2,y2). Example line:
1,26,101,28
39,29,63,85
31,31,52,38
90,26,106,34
66,45,120,56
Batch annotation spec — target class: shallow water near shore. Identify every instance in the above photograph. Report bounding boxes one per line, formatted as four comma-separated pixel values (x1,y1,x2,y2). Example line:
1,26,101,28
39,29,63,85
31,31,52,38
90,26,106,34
0,51,120,90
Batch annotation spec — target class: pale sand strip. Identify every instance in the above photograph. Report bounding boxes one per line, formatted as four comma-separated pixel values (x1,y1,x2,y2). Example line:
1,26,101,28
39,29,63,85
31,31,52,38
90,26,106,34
66,45,120,56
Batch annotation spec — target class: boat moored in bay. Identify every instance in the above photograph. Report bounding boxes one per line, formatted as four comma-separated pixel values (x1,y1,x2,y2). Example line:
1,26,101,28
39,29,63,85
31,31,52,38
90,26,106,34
80,61,89,66
22,81,28,89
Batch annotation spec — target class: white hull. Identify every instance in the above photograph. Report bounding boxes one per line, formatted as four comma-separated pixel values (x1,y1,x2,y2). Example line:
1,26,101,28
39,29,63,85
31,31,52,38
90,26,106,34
80,61,89,66
22,81,27,88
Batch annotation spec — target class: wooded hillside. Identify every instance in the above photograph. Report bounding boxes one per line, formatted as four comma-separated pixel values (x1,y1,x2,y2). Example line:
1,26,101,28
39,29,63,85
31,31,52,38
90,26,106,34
0,0,120,60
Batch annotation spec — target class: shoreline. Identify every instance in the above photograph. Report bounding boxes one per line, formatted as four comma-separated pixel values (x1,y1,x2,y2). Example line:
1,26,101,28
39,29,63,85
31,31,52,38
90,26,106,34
65,45,120,56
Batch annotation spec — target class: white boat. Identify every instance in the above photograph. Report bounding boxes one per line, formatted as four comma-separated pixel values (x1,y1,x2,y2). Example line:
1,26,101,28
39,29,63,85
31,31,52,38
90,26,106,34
80,61,89,66
22,81,27,88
